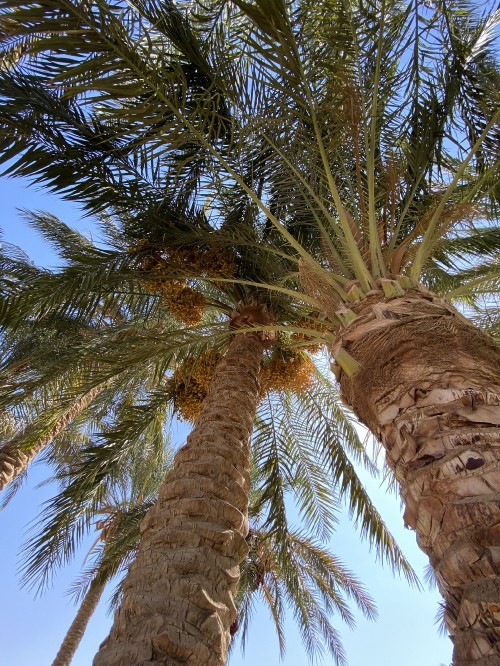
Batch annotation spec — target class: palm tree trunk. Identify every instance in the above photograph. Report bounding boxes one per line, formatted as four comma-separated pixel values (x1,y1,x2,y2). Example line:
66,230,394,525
93,329,265,666
332,285,500,665
0,384,104,492
52,579,105,666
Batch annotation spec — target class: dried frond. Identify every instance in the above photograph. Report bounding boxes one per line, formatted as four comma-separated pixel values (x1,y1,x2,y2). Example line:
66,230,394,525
298,259,340,318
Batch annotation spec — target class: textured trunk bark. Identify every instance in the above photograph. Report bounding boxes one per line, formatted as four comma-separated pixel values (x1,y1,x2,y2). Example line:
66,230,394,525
52,579,105,666
0,384,104,492
332,285,500,665
93,331,265,666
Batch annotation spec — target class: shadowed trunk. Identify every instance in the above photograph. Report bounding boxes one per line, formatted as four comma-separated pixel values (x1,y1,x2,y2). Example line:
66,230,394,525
0,384,104,492
333,285,500,665
52,579,105,666
93,329,265,665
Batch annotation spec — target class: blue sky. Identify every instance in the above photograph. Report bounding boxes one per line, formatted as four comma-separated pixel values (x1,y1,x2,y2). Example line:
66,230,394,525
0,175,453,666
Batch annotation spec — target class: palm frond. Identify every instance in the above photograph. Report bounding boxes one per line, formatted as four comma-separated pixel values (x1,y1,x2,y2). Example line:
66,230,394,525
18,395,173,594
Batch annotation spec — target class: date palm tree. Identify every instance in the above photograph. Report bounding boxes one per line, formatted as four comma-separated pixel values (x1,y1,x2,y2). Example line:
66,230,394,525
1,212,411,664
1,1,500,663
31,416,375,666
11,285,397,666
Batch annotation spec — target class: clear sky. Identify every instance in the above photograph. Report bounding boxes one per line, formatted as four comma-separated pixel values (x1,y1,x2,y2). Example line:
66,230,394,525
0,175,453,666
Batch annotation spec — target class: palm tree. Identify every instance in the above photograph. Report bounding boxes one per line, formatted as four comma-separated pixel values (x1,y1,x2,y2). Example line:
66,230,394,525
52,577,104,666
17,358,384,666
0,235,127,493
10,317,386,666
0,381,107,492
2,216,410,664
1,1,500,662
36,417,375,666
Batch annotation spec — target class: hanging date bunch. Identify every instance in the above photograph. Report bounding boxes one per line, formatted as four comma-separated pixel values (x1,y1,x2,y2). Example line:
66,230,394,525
259,347,315,397
169,345,315,422
168,241,237,279
133,242,205,326
292,316,329,353
170,350,223,422
131,239,236,325
244,528,273,591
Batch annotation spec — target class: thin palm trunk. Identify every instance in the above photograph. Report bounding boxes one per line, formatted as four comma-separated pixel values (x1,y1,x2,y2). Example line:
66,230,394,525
0,384,104,492
93,329,265,665
52,578,105,666
333,285,500,665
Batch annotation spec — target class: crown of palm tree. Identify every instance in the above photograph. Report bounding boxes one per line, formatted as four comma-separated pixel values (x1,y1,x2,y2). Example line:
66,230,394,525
1,1,500,663
1,210,415,666
1,0,498,308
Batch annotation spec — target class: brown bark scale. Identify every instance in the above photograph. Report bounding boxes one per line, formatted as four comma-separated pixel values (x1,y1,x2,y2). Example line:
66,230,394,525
93,331,265,665
333,286,500,665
